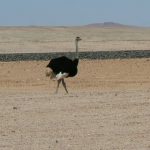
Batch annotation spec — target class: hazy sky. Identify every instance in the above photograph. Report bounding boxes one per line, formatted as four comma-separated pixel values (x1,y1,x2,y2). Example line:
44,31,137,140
0,0,150,26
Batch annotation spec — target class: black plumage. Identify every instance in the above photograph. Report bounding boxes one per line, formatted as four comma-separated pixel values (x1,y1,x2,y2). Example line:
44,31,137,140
47,56,79,77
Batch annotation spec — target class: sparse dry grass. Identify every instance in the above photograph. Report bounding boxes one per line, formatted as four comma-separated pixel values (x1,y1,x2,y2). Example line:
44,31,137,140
0,26,150,53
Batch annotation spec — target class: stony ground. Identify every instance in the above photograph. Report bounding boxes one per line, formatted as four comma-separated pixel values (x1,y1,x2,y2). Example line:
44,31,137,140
0,59,150,150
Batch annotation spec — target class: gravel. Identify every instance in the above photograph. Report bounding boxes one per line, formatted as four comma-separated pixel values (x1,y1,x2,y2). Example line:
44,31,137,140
0,50,150,62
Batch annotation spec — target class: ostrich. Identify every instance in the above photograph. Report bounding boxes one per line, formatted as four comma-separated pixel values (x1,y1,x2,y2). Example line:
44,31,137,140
46,37,82,93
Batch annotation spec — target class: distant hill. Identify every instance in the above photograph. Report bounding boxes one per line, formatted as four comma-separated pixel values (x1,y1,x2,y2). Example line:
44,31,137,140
84,22,137,28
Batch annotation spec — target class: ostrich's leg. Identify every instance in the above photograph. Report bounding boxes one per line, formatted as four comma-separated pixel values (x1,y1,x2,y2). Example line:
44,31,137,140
62,79,68,93
55,79,62,93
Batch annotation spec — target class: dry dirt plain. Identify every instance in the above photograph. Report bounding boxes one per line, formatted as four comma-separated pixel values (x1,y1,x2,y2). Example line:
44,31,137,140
0,59,150,150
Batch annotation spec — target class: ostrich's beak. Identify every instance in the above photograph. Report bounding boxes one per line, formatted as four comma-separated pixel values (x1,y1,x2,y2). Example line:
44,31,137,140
76,37,82,41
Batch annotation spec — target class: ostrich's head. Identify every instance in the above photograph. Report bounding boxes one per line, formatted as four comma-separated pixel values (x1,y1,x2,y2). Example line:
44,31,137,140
76,37,82,42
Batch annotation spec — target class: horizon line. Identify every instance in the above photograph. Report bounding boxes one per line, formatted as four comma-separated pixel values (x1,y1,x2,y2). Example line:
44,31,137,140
0,22,149,28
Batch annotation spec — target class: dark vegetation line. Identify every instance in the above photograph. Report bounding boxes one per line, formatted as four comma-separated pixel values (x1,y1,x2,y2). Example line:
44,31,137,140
0,50,150,62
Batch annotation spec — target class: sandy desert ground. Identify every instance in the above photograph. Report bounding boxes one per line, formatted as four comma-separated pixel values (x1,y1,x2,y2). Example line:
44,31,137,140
0,59,150,150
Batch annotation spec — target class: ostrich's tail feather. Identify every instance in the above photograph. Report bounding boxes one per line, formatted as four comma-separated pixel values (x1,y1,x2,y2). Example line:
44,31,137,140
45,68,55,78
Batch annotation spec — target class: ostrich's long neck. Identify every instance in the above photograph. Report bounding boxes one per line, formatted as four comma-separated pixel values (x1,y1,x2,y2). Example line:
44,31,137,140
75,40,79,59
